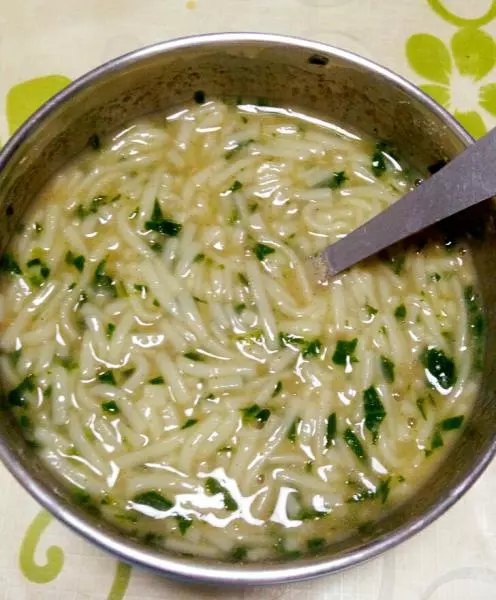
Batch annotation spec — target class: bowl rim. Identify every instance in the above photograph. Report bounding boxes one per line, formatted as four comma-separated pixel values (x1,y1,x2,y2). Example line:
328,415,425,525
0,32,493,586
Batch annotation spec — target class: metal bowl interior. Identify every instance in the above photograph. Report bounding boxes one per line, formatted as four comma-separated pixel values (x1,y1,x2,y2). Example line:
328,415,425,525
0,33,495,585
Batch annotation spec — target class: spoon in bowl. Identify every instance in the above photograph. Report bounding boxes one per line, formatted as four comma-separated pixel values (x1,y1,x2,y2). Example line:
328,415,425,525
323,127,496,276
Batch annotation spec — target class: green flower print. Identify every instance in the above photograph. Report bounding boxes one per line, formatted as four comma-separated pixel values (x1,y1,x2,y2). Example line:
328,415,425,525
406,28,496,138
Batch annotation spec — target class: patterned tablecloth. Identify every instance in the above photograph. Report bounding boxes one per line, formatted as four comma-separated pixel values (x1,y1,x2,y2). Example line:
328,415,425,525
0,1,495,599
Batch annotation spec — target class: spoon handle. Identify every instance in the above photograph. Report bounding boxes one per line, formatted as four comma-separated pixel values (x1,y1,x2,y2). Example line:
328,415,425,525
323,127,496,276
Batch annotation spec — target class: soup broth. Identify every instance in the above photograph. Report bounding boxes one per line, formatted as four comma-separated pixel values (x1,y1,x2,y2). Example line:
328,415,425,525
0,98,482,561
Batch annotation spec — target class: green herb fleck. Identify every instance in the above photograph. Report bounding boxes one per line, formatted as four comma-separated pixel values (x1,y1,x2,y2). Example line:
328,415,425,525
238,272,249,286
227,180,243,194
394,304,406,320
420,347,456,391
344,428,366,461
417,397,427,420
307,537,326,552
92,260,117,297
181,419,198,429
380,355,395,383
316,171,347,189
242,404,271,426
365,304,378,316
184,351,204,361
106,323,116,339
371,149,386,176
8,375,35,407
440,415,464,431
363,386,386,442
272,380,283,397
102,401,120,414
302,339,322,358
149,376,164,385
176,516,193,535
326,413,337,448
98,370,116,385
231,546,248,560
234,302,246,314
65,251,85,272
253,242,275,261
204,477,238,511
0,253,22,276
332,339,358,367
287,417,302,443
145,199,182,237
132,491,174,512
54,356,78,370
193,253,205,263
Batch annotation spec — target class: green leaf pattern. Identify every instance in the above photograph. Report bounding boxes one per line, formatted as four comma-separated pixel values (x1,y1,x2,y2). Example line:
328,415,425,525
406,6,496,138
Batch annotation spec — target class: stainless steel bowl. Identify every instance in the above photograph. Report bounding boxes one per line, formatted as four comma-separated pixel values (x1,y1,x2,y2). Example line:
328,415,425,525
0,33,494,586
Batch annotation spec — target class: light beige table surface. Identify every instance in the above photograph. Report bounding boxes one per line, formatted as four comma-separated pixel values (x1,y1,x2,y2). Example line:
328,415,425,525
0,1,494,599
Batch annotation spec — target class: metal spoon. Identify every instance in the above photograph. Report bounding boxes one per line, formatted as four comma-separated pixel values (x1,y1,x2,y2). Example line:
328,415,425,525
323,127,496,276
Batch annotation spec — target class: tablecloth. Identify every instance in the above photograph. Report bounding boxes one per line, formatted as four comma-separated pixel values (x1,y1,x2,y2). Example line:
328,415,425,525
0,1,494,599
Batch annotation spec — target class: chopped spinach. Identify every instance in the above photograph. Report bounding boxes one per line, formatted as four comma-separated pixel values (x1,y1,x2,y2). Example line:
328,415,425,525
363,386,386,442
394,304,407,320
371,149,387,176
316,171,348,189
106,323,116,339
144,199,182,237
287,417,302,443
253,242,275,261
332,338,358,367
26,257,50,285
92,260,117,297
302,339,322,358
420,347,456,391
379,250,406,275
238,272,249,286
228,180,243,193
344,428,366,461
98,370,116,385
102,401,120,414
8,375,35,407
380,355,395,383
132,491,174,512
0,253,21,276
184,351,204,361
242,404,271,426
325,412,337,448
440,415,464,430
416,397,427,420
231,546,248,560
176,516,193,535
204,477,238,511
65,251,85,272
307,537,326,552
365,304,378,316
